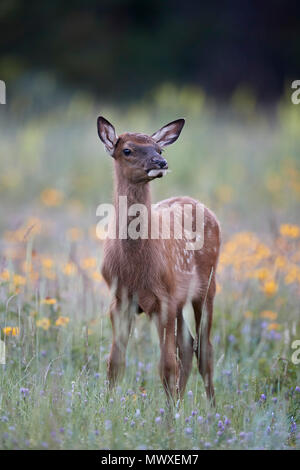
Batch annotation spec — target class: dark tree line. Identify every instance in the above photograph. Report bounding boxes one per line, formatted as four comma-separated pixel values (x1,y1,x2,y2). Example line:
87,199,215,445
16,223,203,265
0,0,299,102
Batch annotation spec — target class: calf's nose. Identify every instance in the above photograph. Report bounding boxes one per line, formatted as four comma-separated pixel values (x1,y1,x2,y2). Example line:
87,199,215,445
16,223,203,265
152,158,168,168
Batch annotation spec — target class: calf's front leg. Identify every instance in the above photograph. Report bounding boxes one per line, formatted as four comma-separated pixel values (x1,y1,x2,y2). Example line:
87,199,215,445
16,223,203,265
108,297,135,387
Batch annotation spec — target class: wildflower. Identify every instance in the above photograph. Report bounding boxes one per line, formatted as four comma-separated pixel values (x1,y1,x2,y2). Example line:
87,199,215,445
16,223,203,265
42,258,54,269
272,397,278,403
55,316,70,327
280,224,300,238
260,310,277,320
130,421,135,427
197,416,203,423
284,265,300,284
155,417,161,424
20,387,30,397
175,413,180,420
218,421,224,431
42,297,57,305
92,271,103,282
262,279,278,296
66,408,72,413
81,257,97,270
3,326,19,336
228,334,236,343
36,318,50,330
67,227,83,242
260,394,266,402
252,267,272,281
224,416,231,426
159,408,165,415
187,390,193,398
105,420,112,430
291,421,297,433
135,409,141,417
267,323,281,331
185,427,193,435
40,188,63,207
13,274,26,286
0,270,10,281
295,386,300,393
62,262,77,276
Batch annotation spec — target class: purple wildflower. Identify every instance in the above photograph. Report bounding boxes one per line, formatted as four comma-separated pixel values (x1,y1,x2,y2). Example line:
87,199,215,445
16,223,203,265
105,420,112,430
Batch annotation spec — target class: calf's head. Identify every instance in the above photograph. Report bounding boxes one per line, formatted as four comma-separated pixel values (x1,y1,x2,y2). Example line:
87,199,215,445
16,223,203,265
97,117,185,184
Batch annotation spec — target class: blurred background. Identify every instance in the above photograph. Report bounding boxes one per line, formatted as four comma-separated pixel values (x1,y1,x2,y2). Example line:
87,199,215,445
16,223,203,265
0,0,300,275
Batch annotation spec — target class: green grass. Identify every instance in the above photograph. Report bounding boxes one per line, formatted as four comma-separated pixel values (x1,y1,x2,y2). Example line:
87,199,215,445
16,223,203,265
0,83,299,449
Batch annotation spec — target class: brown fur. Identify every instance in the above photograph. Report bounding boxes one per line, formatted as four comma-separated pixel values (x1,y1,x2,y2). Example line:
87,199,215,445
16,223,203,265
97,117,221,403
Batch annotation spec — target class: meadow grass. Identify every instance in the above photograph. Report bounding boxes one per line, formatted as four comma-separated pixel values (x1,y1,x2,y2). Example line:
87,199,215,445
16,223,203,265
0,84,299,449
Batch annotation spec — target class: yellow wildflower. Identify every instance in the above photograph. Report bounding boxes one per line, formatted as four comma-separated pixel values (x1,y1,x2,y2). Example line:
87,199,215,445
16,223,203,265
0,270,10,281
262,280,278,296
267,323,281,331
260,310,278,321
62,262,77,276
284,265,300,284
92,271,103,282
80,257,97,270
13,274,26,286
36,318,51,330
280,224,300,238
55,316,70,327
66,227,83,242
42,257,54,269
251,267,272,281
41,297,57,305
3,326,19,336
274,256,287,270
40,188,64,207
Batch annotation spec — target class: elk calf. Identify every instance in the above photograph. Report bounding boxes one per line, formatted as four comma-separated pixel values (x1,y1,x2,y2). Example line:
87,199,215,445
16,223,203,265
97,116,221,404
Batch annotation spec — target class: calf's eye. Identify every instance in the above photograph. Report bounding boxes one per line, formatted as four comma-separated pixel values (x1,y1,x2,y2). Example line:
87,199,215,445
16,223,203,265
123,149,131,156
